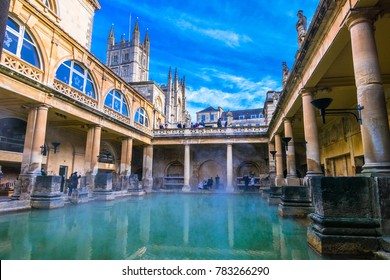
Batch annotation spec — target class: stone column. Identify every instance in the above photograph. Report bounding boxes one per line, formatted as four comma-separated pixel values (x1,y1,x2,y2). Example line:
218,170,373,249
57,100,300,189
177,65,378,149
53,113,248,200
84,125,101,175
301,90,323,176
182,144,191,192
284,118,300,185
91,125,101,175
274,134,285,186
226,143,234,192
268,142,276,180
142,145,153,192
120,137,133,176
347,10,390,173
16,105,49,200
20,105,49,174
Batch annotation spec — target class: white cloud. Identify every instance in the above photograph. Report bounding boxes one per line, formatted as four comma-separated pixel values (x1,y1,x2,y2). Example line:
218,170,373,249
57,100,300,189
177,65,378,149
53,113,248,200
175,18,252,48
185,72,280,120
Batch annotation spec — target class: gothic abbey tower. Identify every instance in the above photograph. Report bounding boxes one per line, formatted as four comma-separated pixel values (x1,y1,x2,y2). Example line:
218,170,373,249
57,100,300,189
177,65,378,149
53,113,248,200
161,67,189,125
105,20,191,127
106,19,150,83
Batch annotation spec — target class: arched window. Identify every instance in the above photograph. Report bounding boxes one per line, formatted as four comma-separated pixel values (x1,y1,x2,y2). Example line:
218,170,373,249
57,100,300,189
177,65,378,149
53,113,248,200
104,90,128,116
155,97,163,112
42,0,52,9
134,108,149,127
3,17,41,68
55,60,96,98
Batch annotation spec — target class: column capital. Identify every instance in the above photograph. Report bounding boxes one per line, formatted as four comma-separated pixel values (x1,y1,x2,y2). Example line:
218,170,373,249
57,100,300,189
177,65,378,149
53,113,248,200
346,7,380,30
299,88,315,97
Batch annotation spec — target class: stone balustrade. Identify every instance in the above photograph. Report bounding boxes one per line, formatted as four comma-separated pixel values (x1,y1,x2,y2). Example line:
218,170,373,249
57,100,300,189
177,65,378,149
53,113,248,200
1,52,43,82
153,126,268,138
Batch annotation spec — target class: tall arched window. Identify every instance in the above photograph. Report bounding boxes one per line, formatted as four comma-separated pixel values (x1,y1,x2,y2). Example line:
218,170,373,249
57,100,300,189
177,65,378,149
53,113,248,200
134,108,149,127
104,90,128,116
3,17,41,68
155,97,163,112
55,60,96,98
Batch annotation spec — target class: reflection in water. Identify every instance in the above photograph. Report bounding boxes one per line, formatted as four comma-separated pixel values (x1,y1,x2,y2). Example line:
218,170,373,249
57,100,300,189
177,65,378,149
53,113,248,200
0,194,321,260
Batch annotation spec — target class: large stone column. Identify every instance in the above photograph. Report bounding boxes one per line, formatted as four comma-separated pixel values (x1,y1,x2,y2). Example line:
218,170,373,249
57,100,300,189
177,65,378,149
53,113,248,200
120,137,133,176
284,118,300,185
182,144,191,192
226,143,234,192
301,90,323,176
142,145,153,192
84,125,101,175
16,105,49,200
274,134,285,186
20,105,49,175
268,142,276,180
347,10,390,173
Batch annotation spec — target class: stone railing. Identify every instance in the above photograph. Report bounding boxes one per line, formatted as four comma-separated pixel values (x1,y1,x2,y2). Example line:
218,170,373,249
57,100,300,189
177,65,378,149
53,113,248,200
134,122,153,135
53,80,98,109
103,106,131,125
1,51,43,82
153,126,268,138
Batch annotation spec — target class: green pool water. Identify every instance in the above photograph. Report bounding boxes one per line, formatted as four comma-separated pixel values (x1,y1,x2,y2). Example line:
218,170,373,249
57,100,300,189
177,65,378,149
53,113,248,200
0,193,322,260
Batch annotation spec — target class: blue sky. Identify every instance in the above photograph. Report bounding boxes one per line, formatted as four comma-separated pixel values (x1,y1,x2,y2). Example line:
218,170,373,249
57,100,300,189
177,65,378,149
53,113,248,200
91,0,319,119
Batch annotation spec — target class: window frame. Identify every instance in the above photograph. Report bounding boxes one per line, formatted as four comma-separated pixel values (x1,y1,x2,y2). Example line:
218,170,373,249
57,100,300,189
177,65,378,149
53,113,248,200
55,60,96,98
134,107,149,127
3,17,41,69
104,89,129,116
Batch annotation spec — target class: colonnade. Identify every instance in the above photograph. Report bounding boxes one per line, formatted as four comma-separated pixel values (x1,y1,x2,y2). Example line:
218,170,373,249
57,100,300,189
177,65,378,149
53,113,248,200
270,8,390,184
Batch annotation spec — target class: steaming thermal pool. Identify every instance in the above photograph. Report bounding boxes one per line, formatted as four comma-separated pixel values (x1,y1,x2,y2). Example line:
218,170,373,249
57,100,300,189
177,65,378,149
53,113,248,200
0,193,322,259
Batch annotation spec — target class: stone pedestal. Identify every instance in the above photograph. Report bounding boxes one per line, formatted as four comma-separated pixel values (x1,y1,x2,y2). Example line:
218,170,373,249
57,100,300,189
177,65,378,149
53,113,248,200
260,187,270,199
30,176,64,209
278,186,313,218
373,175,390,235
70,186,89,204
93,173,115,200
268,186,282,205
128,175,145,196
12,174,37,200
82,174,95,197
307,176,381,256
285,177,301,186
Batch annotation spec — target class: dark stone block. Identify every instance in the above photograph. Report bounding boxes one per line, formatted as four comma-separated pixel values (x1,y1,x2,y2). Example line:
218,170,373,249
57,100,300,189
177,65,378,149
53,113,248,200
95,173,113,191
307,176,381,255
311,176,374,218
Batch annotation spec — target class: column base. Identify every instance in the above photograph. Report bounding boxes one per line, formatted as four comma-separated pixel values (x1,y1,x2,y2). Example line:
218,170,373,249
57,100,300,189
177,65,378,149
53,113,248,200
278,185,313,218
93,190,115,200
30,176,64,209
362,162,390,174
142,177,153,193
268,186,282,205
182,184,191,192
275,177,285,186
70,187,89,204
307,226,380,256
285,177,301,186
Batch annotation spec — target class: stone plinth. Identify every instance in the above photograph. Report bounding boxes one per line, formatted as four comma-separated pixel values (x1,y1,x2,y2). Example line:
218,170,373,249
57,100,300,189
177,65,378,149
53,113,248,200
70,186,89,204
93,173,115,200
30,176,64,209
373,175,390,235
268,186,282,205
261,188,270,199
307,176,381,256
12,174,37,200
278,186,313,218
128,175,145,196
